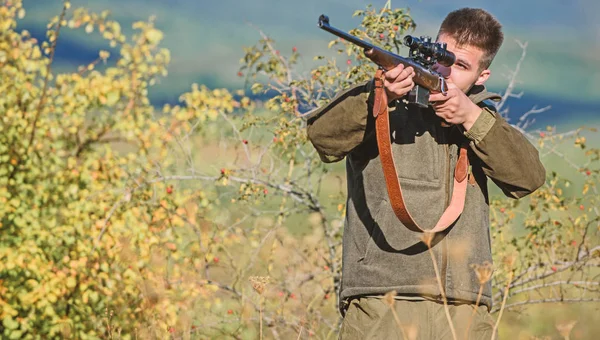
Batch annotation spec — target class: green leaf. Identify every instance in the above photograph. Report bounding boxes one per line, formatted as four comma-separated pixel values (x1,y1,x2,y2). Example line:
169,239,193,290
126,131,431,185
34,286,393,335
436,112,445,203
3,316,19,330
106,91,119,106
9,330,23,339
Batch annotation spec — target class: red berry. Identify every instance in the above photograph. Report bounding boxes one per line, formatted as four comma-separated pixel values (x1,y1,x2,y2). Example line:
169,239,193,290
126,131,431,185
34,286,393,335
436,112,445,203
347,59,351,65
168,327,175,333
290,293,296,299
242,139,248,144
213,257,219,263
263,189,268,195
292,46,297,52
500,208,505,213
580,205,585,210
551,266,557,272
220,168,226,175
379,33,384,39
166,185,173,194
393,26,399,31
323,265,330,270
586,170,592,176
571,240,577,246
539,132,546,137
324,294,330,300
284,97,290,102
227,309,233,314
237,71,243,77
278,291,285,297
273,137,278,142
275,50,280,55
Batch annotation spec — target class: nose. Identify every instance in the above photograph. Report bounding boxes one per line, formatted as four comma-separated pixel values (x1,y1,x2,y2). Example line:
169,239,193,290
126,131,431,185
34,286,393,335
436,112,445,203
433,63,451,78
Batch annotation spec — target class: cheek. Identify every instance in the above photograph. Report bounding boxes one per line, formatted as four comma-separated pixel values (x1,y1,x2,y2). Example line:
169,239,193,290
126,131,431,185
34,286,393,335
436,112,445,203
450,69,478,91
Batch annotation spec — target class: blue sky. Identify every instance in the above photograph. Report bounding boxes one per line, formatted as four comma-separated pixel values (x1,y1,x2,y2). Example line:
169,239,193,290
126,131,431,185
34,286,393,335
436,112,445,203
20,0,600,127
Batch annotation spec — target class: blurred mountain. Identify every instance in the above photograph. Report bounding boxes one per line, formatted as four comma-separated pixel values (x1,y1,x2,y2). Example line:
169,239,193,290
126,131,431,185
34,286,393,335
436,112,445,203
20,0,600,130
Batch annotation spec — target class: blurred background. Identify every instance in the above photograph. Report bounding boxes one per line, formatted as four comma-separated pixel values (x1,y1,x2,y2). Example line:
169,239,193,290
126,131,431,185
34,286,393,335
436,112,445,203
21,0,600,132
9,1,598,338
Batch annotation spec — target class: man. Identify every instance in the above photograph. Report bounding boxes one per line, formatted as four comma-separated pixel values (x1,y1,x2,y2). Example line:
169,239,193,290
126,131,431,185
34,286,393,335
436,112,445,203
306,8,546,340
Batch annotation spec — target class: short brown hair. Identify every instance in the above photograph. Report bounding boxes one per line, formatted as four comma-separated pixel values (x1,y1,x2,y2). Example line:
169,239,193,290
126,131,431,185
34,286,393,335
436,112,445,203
437,8,504,70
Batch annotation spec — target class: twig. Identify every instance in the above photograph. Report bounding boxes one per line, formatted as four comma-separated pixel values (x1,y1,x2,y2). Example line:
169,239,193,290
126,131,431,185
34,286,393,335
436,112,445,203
495,40,528,115
423,233,457,340
492,298,600,313
90,192,128,254
491,270,514,339
464,284,484,339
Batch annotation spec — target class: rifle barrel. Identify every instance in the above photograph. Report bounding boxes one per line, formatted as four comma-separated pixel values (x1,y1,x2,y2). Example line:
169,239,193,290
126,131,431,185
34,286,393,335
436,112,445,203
318,14,446,93
318,15,374,50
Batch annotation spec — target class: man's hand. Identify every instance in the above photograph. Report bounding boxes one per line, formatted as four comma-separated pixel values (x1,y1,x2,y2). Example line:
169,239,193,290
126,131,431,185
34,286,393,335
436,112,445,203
429,80,483,131
383,64,415,103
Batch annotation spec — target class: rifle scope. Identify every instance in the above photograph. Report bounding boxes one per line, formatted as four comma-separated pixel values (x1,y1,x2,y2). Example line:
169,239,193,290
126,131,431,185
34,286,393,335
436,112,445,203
403,35,455,67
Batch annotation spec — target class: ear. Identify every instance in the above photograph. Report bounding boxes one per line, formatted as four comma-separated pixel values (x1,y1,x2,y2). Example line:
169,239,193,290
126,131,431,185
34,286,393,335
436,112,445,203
475,69,491,86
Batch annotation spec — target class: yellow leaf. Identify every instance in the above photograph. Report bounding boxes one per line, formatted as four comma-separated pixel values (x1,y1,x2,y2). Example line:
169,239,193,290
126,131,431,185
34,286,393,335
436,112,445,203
145,28,163,45
99,50,110,60
66,276,77,288
106,91,119,106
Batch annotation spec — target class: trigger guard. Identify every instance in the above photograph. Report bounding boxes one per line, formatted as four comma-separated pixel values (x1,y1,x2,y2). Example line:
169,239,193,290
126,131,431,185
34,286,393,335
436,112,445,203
440,78,447,96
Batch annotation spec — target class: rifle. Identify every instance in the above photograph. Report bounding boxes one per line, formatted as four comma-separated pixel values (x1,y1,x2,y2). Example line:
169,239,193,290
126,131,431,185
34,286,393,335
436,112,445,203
317,14,455,108
317,15,470,234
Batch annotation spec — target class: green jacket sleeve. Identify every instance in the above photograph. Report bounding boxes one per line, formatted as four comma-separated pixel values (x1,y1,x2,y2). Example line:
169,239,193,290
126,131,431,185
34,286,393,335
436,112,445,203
463,106,546,199
306,80,374,163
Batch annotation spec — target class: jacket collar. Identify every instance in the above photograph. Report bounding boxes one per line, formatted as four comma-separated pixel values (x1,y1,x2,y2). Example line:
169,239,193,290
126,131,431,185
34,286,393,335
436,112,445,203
467,84,502,105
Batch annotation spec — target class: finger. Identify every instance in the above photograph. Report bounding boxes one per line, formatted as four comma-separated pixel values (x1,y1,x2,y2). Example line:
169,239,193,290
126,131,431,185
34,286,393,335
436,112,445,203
429,87,457,102
384,64,405,80
443,78,459,92
433,111,454,123
386,74,414,89
429,92,448,102
385,77,415,95
430,102,446,112
397,66,414,82
388,66,415,84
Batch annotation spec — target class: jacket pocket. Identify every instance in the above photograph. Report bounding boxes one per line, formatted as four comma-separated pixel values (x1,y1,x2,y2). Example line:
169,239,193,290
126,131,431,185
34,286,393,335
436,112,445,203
359,200,387,263
389,111,443,184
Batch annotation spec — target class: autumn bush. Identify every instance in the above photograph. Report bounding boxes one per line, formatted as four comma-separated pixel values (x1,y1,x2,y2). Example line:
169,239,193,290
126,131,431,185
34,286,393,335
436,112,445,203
0,1,598,339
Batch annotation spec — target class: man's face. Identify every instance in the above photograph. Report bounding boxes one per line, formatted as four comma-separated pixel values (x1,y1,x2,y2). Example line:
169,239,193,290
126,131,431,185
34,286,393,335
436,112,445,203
433,33,491,94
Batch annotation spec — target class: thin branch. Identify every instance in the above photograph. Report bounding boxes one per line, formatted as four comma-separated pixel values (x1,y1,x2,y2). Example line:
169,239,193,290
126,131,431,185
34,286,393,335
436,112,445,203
492,298,600,313
90,191,129,254
509,281,600,296
496,40,528,115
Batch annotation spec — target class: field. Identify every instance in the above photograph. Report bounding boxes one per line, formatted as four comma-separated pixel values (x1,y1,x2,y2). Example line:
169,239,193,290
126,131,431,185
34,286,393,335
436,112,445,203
1,1,599,339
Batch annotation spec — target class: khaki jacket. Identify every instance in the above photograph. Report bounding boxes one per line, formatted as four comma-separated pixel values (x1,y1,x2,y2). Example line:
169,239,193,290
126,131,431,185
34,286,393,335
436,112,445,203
305,80,546,313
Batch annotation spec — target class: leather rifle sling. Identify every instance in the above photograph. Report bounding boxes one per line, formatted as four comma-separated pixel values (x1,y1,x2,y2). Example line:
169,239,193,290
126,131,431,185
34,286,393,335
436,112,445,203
372,69,469,233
